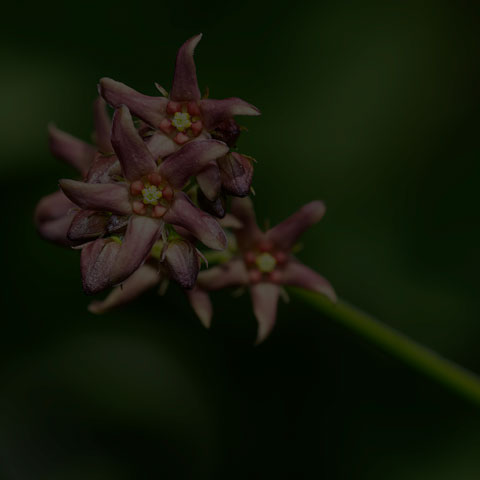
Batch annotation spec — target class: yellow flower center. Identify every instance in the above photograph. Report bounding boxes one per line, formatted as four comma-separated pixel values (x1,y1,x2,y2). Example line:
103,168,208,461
171,112,192,132
142,185,162,205
255,253,277,273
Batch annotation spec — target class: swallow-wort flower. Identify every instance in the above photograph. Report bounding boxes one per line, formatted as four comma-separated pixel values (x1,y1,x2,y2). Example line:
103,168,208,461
59,106,229,294
190,198,337,344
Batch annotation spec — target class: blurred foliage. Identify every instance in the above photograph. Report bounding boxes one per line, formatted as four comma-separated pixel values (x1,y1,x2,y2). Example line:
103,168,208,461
1,0,480,478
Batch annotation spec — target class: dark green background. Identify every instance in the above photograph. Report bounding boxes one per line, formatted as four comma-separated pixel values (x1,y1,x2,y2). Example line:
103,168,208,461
1,1,480,478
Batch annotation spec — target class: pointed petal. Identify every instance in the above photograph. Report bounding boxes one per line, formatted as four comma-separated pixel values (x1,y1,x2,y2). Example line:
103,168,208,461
109,216,163,286
170,34,202,102
197,162,221,201
111,105,157,181
146,132,179,158
86,154,121,184
187,287,213,328
197,190,225,218
93,97,113,154
230,197,264,249
218,152,253,197
200,98,261,130
99,77,168,127
266,201,326,250
59,179,132,215
48,124,96,177
197,259,248,290
250,283,280,344
163,239,199,289
281,261,336,301
88,264,159,314
159,139,228,189
67,210,109,242
164,192,227,250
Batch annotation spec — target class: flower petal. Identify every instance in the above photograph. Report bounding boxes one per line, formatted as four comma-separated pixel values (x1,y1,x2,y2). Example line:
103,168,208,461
86,154,121,184
67,210,109,242
163,239,199,289
281,261,336,302
197,259,249,290
48,124,96,177
218,152,253,197
88,264,160,314
230,197,264,250
187,287,213,328
266,201,326,251
197,162,222,201
250,283,280,344
170,34,202,102
59,179,132,215
200,98,261,130
159,139,228,190
111,106,157,181
146,132,179,158
197,190,225,218
99,77,168,127
93,97,113,154
164,192,227,250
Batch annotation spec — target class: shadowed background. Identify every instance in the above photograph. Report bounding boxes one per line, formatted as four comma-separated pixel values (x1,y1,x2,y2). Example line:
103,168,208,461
1,0,480,478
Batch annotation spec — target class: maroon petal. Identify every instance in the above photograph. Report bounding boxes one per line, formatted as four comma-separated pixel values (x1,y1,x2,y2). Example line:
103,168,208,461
266,201,326,251
170,34,202,102
187,287,213,328
99,77,168,127
230,197,264,250
34,190,77,246
146,132,179,158
93,97,113,154
281,261,336,301
200,98,261,130
67,210,109,242
109,215,163,286
59,179,132,215
88,264,160,314
86,154,121,184
250,283,280,344
197,162,221,201
218,152,253,197
48,124,96,177
164,192,227,250
197,190,225,218
159,139,228,190
111,106,157,181
197,259,249,290
163,239,199,289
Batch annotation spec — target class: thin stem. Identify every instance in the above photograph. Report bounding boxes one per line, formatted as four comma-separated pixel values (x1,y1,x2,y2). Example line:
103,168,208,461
289,287,480,407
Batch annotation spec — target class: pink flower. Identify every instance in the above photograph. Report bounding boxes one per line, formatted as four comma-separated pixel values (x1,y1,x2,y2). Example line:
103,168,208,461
191,198,337,344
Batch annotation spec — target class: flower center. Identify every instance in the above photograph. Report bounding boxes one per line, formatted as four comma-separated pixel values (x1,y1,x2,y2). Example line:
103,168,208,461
171,112,192,132
142,184,162,205
255,252,277,273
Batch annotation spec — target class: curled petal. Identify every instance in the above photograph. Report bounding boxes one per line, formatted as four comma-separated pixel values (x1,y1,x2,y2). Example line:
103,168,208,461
197,259,249,290
170,34,202,102
59,179,132,215
163,239,199,289
99,77,168,127
187,287,213,328
88,264,160,314
281,261,336,302
218,152,253,197
48,124,96,177
164,192,227,250
250,283,280,345
159,140,228,190
200,98,261,130
67,210,109,242
93,97,113,154
111,106,157,181
147,132,179,158
266,201,326,251
230,197,264,250
197,162,221,201
86,154,121,184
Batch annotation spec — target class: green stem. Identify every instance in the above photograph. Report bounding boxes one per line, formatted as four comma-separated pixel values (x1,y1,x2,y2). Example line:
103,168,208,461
290,287,480,407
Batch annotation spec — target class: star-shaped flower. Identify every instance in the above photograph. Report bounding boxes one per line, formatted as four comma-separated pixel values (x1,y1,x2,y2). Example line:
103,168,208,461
190,197,336,344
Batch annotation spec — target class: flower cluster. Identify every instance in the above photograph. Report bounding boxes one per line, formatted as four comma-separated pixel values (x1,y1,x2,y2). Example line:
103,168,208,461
35,34,336,343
